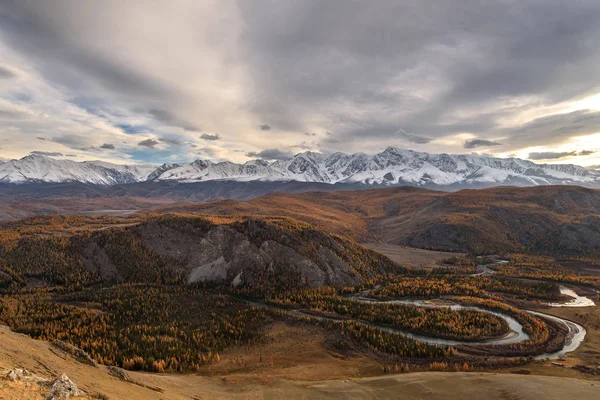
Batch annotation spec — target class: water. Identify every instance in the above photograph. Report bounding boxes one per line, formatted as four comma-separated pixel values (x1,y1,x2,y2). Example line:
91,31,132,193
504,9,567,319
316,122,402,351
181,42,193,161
348,296,529,345
529,310,587,360
547,286,595,308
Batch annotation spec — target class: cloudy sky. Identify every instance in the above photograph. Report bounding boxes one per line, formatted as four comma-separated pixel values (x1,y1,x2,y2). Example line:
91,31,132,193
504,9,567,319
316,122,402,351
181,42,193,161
1,0,600,167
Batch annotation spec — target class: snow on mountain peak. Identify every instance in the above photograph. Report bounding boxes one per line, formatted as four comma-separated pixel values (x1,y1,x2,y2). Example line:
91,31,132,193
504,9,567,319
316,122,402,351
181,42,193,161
1,149,599,188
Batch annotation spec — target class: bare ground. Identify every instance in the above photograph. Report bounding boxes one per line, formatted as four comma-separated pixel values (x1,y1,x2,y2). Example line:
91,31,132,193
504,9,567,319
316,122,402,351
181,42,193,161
2,320,600,399
362,242,464,268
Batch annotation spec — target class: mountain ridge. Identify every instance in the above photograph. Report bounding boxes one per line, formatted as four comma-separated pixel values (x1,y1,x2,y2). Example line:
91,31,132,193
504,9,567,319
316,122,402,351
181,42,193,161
1,147,599,188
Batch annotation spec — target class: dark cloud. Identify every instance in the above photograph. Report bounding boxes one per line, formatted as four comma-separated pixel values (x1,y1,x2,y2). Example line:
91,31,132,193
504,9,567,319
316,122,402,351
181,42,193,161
36,137,47,141
395,129,432,144
148,109,200,132
100,143,115,149
51,134,91,148
528,151,576,160
138,138,159,148
0,2,169,99
201,133,220,141
304,132,316,136
498,110,600,150
237,1,600,148
0,65,16,79
464,139,502,149
2,1,600,160
525,149,594,160
246,148,294,160
31,151,63,157
159,137,182,146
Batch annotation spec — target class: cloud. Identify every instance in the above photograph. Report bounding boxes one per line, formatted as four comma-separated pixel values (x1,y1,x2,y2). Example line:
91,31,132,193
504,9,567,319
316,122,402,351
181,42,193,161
246,148,294,160
527,148,595,161
237,1,600,152
201,133,220,141
198,147,219,157
51,134,92,149
148,109,200,132
395,129,432,144
292,141,312,150
497,110,600,151
115,124,149,134
138,138,159,148
528,151,577,160
1,1,600,164
464,139,502,149
159,137,182,146
589,165,600,170
578,150,595,156
31,151,63,157
36,137,47,141
0,108,27,119
100,143,115,149
0,65,16,79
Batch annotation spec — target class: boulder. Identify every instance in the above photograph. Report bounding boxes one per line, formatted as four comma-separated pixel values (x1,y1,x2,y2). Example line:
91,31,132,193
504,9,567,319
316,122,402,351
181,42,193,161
4,368,32,381
48,373,83,399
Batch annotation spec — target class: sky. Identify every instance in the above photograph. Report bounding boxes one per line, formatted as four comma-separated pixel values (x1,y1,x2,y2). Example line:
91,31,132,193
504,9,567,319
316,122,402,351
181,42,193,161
0,0,600,168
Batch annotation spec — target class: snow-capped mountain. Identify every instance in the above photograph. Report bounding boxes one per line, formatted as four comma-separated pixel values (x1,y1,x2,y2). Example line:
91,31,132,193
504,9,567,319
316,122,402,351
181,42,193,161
149,147,600,187
1,148,599,188
0,154,154,185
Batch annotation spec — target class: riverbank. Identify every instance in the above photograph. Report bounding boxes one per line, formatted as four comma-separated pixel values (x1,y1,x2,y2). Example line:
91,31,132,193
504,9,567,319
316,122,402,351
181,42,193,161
1,322,599,399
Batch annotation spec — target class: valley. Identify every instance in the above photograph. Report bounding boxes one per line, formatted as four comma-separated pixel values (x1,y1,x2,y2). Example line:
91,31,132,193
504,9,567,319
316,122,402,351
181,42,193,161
1,185,600,398
4,2,600,398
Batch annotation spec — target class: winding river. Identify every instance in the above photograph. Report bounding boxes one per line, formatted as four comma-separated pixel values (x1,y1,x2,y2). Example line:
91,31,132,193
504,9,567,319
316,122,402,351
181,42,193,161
347,295,587,360
248,258,593,360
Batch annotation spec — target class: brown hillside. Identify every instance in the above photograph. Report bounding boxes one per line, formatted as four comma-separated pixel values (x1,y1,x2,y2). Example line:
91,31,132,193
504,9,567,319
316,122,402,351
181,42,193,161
153,186,600,254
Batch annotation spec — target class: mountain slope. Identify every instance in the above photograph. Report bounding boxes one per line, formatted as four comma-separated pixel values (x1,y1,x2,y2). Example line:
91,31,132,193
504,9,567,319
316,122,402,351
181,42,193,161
0,215,402,289
156,185,600,254
150,148,600,187
0,155,153,185
1,148,599,188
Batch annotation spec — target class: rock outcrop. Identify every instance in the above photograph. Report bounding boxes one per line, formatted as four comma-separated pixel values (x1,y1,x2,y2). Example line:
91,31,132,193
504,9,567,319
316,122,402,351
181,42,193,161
49,373,83,399
80,218,369,289
54,340,97,367
4,368,32,381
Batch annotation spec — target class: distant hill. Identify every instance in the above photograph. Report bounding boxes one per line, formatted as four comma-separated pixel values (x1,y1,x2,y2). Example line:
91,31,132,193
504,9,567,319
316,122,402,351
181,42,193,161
0,215,402,290
2,184,599,254
156,185,600,254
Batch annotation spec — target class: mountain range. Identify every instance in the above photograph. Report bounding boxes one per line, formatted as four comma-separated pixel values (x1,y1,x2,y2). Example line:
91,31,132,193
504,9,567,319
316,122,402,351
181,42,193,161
1,147,599,188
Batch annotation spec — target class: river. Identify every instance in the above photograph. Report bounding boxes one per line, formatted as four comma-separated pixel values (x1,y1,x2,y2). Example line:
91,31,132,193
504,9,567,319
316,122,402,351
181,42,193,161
247,257,591,360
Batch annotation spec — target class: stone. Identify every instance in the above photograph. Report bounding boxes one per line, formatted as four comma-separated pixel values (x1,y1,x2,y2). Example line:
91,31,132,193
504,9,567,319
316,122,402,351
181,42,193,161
48,373,83,399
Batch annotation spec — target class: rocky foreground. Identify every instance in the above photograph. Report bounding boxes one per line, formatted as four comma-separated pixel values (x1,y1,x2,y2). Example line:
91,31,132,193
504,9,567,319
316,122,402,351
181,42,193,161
2,368,86,400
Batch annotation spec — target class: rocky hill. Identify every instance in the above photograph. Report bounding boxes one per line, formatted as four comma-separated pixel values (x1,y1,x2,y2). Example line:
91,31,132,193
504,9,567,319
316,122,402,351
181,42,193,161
0,215,402,290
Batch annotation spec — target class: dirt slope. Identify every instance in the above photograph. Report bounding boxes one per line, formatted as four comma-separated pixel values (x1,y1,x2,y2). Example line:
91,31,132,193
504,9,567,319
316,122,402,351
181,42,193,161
0,326,599,400
1,324,598,399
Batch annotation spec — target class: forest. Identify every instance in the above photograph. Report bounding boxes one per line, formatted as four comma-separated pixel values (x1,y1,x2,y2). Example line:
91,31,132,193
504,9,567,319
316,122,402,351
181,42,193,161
0,214,598,372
